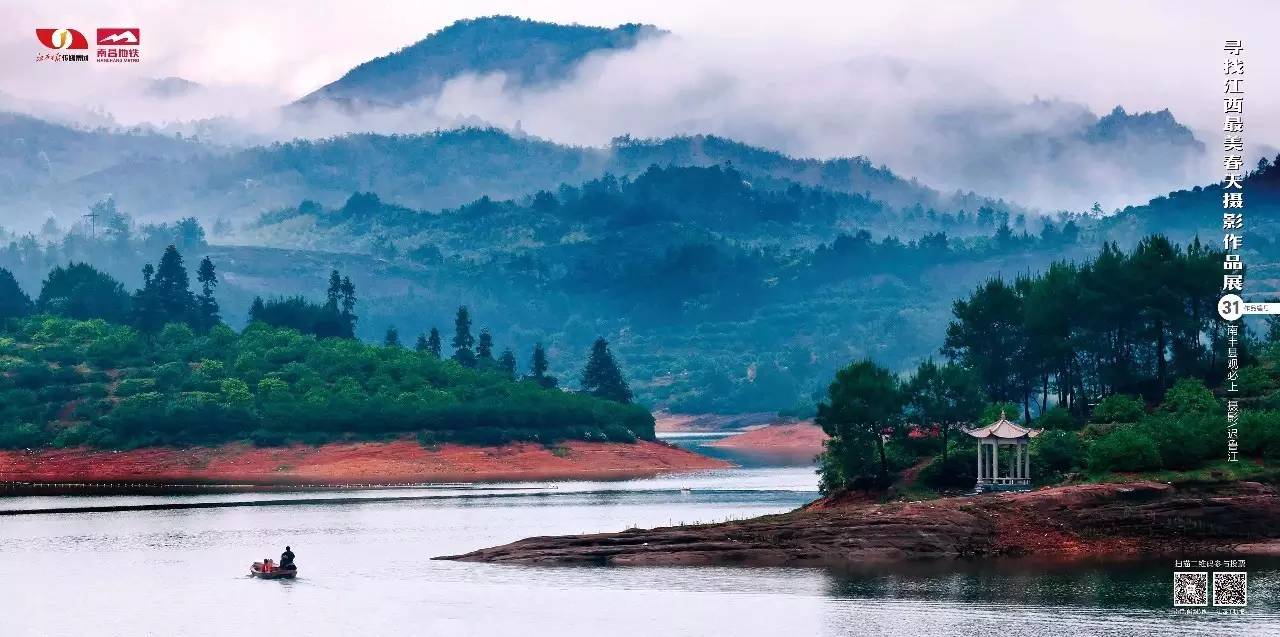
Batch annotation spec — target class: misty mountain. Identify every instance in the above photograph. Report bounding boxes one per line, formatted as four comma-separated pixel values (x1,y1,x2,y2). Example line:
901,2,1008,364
296,16,664,109
8,158,1276,413
146,77,204,98
0,116,1014,232
0,113,207,215
235,163,1086,412
228,160,1280,413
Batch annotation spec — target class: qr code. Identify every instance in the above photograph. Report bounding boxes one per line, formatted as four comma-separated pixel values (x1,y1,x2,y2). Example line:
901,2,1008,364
1214,571,1248,607
1174,572,1209,606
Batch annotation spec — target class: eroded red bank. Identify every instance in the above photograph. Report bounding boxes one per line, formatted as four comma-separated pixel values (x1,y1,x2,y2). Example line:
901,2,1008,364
0,439,730,486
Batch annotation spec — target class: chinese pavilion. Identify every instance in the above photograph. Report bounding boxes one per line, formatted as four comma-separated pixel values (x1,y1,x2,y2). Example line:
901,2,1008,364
966,411,1041,492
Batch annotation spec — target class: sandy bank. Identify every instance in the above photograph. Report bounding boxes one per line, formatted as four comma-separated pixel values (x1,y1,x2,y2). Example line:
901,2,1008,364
0,439,731,486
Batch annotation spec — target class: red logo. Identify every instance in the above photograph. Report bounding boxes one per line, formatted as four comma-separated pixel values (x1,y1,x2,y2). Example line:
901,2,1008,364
97,28,140,46
35,28,88,50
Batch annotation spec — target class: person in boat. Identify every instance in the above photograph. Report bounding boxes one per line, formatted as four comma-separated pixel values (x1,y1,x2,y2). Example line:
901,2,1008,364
280,546,296,569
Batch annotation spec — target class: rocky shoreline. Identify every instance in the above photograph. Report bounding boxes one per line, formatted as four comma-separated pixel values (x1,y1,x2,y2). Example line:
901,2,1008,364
437,480,1280,566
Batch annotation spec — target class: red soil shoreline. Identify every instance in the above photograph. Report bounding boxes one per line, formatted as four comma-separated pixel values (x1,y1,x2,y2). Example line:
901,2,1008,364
0,439,732,486
707,422,827,452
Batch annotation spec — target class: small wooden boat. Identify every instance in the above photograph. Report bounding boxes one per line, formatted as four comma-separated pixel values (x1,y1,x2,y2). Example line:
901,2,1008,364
250,561,297,579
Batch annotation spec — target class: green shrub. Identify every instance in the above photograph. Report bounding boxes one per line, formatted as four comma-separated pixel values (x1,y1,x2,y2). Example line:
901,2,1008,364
114,378,156,397
1238,410,1280,461
1091,394,1144,423
249,428,289,447
980,402,1022,424
1032,429,1085,474
1159,379,1218,417
1087,426,1162,472
918,445,978,489
0,422,48,449
77,382,109,398
1142,413,1218,470
1036,406,1078,430
1237,366,1274,397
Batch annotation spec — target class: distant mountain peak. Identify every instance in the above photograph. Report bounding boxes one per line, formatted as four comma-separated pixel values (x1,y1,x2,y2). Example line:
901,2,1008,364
297,16,665,107
1087,105,1201,148
146,76,202,98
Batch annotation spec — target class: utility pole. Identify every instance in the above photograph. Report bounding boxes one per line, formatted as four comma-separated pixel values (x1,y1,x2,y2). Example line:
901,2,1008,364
83,209,99,239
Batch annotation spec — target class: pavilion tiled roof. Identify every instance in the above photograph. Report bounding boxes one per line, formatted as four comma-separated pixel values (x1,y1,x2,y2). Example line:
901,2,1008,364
965,412,1042,439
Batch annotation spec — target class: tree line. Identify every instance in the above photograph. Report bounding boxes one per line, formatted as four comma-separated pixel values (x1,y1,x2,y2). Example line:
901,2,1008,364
815,235,1279,494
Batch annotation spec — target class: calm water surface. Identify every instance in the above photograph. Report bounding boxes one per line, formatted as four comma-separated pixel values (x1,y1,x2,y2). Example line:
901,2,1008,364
1,443,1276,636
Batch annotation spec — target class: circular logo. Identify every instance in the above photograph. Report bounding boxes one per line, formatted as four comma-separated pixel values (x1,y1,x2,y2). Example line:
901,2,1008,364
1219,294,1243,321
50,28,75,49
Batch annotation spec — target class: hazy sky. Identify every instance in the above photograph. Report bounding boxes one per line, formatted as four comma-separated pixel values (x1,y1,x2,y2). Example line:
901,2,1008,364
5,1,1278,209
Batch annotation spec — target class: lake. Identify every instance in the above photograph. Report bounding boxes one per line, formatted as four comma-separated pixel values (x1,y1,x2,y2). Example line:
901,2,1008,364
1,441,1276,636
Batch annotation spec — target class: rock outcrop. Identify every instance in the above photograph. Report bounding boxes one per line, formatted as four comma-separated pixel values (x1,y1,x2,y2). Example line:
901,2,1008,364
438,480,1280,566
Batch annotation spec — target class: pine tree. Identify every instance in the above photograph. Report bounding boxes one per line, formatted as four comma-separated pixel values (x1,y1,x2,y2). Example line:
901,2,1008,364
132,260,166,333
195,256,220,331
415,333,429,352
0,267,33,319
477,328,494,362
499,348,517,380
249,296,265,323
452,306,476,367
152,245,196,327
384,325,400,348
325,270,342,310
580,337,632,403
427,327,442,358
40,263,131,324
339,275,357,337
528,343,557,388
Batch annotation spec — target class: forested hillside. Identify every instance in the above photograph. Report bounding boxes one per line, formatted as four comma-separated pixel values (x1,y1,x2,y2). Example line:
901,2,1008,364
0,244,651,450
0,118,1011,232
297,16,664,107
10,159,1279,414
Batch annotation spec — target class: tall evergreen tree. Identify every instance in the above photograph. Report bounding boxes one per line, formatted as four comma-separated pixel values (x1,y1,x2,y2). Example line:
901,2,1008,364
415,333,430,352
477,328,495,362
325,270,342,310
426,327,442,358
384,325,400,348
580,337,632,403
904,359,983,462
339,275,357,337
816,360,903,489
195,256,220,331
528,342,557,388
452,306,476,367
498,348,517,380
0,267,32,319
40,263,131,324
249,296,265,322
154,245,196,327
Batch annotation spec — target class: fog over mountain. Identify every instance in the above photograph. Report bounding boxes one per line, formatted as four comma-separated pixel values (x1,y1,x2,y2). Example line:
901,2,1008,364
0,12,1238,215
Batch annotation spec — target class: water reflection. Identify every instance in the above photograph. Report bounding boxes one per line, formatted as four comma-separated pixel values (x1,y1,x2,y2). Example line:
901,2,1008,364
1,464,1276,636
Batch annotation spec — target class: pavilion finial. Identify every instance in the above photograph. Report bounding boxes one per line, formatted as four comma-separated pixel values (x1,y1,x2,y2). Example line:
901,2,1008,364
999,408,1006,421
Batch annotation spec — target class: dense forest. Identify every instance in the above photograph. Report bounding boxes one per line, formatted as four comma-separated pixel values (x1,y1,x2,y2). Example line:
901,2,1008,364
7,159,1280,414
0,247,649,450
815,238,1280,494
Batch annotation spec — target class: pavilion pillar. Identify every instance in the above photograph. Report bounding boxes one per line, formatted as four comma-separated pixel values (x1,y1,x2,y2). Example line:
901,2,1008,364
1024,441,1030,481
994,442,999,481
977,441,983,482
